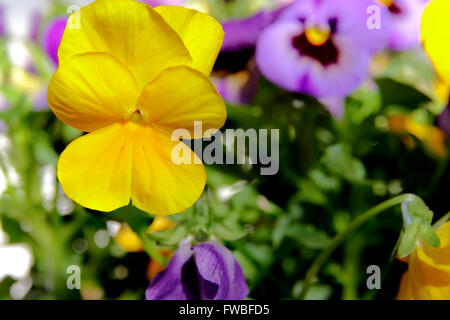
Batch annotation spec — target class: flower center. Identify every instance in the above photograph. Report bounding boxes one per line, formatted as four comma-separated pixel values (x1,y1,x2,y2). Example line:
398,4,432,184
292,26,339,67
376,0,402,14
305,27,331,46
129,108,144,123
377,0,394,6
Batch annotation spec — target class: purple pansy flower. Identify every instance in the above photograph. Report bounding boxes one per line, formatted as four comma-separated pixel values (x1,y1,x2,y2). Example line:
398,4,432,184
29,11,42,43
381,0,429,51
0,95,9,132
255,0,389,99
146,240,249,300
42,17,67,66
212,7,289,104
0,5,5,37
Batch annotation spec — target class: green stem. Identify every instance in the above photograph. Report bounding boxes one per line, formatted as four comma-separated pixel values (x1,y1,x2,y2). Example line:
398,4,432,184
299,193,419,300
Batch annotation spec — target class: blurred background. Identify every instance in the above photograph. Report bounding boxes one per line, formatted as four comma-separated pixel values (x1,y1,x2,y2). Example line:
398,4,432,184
1,0,450,300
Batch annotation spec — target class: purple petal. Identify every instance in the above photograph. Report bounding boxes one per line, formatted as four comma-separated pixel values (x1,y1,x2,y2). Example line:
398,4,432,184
438,103,450,138
0,6,5,37
211,68,260,105
213,4,293,105
276,0,390,54
32,88,49,112
319,97,345,118
0,121,6,133
145,241,194,300
0,94,9,112
42,17,67,66
255,0,387,98
256,19,370,97
29,12,41,43
386,0,428,51
193,242,249,300
222,11,279,52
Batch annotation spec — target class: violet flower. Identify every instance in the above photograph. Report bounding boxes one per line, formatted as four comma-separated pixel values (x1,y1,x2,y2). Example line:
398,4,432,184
0,6,5,37
42,17,67,66
29,11,42,43
381,0,429,51
146,240,249,300
255,0,389,99
212,7,288,105
0,95,9,132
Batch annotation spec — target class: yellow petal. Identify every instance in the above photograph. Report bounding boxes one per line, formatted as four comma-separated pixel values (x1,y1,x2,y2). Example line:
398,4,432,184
397,271,414,300
48,53,139,132
138,66,226,138
419,221,450,272
58,0,192,89
422,0,450,84
130,123,206,215
155,6,224,75
58,122,133,212
115,224,144,252
147,216,175,233
397,222,450,300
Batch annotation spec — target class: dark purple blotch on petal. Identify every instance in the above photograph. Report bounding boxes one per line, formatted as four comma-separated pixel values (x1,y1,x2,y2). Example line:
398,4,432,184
292,33,339,67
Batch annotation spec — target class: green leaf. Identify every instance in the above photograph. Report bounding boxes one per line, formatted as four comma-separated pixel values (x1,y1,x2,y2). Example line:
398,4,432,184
211,223,248,242
405,198,433,223
398,219,421,258
421,224,440,248
286,224,331,250
321,144,366,182
376,78,431,110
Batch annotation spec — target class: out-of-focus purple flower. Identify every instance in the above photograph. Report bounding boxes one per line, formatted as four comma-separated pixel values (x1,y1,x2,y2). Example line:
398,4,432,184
381,0,429,51
255,0,389,99
0,6,5,37
146,240,249,300
29,11,42,43
221,10,283,52
42,17,67,66
0,95,9,132
0,95,9,112
212,8,288,105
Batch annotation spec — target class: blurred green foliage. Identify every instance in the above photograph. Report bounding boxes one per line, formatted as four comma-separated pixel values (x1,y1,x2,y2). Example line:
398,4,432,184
1,0,450,300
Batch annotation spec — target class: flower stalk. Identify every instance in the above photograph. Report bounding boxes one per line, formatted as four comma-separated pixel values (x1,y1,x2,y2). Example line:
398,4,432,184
299,193,420,300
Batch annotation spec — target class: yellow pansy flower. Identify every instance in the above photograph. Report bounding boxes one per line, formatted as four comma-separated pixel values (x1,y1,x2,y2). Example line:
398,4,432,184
47,0,226,215
422,0,450,85
397,221,450,299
